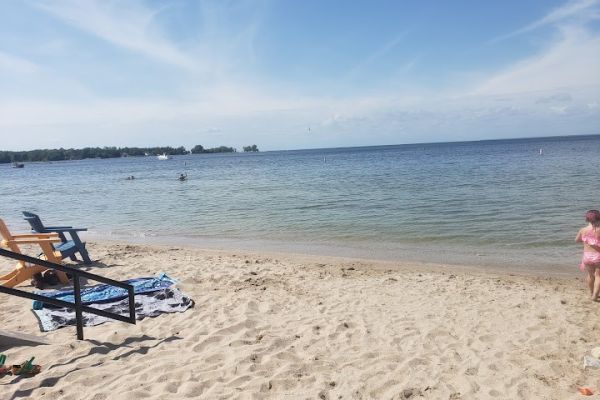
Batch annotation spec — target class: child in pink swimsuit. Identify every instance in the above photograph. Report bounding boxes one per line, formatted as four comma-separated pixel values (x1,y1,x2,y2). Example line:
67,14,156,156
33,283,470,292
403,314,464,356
576,210,600,301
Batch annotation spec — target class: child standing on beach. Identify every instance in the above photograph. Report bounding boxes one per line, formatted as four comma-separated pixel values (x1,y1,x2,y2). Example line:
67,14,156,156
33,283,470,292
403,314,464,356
576,210,600,301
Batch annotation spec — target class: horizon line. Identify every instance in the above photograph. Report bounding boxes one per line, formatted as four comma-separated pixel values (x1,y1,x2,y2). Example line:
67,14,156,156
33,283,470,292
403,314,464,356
2,132,599,154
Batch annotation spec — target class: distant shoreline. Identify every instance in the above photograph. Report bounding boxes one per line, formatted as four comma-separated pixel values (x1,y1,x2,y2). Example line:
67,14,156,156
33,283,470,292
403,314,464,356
0,144,255,164
2,132,598,160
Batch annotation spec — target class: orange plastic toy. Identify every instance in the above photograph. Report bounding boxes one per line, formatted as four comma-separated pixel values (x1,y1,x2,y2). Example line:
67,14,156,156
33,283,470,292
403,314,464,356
578,387,594,396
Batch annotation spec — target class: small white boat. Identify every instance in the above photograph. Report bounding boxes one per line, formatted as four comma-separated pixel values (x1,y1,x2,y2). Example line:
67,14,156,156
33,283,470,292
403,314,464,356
157,153,171,160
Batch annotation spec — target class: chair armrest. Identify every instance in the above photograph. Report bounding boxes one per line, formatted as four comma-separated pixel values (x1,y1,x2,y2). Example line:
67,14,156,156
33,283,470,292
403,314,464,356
7,238,61,244
11,233,60,239
45,227,87,233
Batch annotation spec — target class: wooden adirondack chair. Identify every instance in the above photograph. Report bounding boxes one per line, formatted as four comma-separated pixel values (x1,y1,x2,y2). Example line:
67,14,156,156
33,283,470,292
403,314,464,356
22,211,92,265
0,219,69,288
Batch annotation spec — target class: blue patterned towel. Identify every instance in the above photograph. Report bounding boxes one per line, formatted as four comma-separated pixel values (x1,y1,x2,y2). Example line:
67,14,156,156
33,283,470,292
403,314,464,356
33,273,175,309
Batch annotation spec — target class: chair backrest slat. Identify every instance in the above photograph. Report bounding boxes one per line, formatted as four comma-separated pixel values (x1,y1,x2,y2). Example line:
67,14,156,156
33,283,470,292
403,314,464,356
23,212,45,232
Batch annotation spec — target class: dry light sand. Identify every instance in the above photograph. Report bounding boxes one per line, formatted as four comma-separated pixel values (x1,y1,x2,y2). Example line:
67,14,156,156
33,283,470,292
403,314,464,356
1,241,599,400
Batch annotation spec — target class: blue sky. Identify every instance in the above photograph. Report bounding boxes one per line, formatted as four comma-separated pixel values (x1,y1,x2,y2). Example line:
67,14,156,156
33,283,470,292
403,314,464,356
0,0,599,151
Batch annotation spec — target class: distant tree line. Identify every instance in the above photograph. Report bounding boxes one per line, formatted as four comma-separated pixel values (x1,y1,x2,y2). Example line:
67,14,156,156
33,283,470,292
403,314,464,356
0,143,260,164
190,144,259,154
0,146,188,164
190,145,237,154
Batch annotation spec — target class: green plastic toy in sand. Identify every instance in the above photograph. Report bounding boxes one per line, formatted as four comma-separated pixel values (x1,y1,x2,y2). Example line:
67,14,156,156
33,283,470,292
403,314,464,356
11,357,41,376
0,354,9,375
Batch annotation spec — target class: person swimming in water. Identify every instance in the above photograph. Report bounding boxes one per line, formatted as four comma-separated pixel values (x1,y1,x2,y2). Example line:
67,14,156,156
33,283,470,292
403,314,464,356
178,173,187,181
576,210,600,301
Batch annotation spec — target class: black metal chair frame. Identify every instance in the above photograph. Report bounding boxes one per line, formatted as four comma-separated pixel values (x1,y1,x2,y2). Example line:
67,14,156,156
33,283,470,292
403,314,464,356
0,248,135,340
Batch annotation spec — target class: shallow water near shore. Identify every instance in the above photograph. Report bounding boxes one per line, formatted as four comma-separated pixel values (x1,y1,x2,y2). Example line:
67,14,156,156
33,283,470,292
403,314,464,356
2,134,599,272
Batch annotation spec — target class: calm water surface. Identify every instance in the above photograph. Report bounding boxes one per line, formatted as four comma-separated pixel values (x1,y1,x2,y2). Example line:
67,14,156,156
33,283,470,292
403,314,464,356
1,135,599,273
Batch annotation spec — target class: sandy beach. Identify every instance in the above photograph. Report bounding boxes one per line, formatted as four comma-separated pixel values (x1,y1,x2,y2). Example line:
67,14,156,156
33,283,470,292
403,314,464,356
1,241,598,399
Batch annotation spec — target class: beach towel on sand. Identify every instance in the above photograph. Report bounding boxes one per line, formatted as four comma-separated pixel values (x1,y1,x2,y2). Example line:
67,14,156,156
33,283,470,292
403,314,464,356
32,287,194,332
33,273,176,307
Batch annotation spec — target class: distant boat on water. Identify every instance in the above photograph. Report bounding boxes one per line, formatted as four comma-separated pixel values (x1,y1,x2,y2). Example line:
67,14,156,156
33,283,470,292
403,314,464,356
157,153,171,160
12,162,24,168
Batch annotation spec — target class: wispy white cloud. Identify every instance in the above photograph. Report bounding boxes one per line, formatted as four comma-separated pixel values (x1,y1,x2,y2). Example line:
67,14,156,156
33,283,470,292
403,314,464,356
491,0,600,42
535,93,572,104
32,0,197,70
474,26,600,95
550,105,569,114
475,0,600,96
0,50,39,73
2,74,597,151
344,31,410,80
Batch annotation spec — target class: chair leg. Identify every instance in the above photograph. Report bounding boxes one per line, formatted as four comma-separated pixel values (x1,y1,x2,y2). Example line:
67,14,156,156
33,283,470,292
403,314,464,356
0,265,46,288
80,249,92,265
71,234,92,265
0,269,19,281
39,243,70,284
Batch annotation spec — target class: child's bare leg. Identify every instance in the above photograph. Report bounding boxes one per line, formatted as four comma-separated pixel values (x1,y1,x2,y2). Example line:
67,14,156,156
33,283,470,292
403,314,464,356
593,266,600,301
586,266,595,296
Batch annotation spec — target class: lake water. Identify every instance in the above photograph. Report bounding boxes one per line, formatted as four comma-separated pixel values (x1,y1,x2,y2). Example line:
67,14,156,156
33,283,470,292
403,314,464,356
2,135,599,273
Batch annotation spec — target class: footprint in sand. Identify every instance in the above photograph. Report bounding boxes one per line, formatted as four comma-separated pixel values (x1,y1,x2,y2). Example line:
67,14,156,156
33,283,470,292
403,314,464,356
192,335,223,353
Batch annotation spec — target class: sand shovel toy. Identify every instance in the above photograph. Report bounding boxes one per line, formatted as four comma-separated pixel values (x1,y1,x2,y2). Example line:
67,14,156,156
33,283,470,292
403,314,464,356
11,357,41,376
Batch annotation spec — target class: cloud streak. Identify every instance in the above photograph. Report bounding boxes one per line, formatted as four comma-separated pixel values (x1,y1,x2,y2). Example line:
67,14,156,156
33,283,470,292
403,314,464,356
491,0,600,42
475,27,600,95
0,50,39,73
344,31,410,80
32,0,197,70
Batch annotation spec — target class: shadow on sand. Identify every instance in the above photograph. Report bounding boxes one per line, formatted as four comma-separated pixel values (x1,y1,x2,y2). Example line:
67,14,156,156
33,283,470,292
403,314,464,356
5,334,182,399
